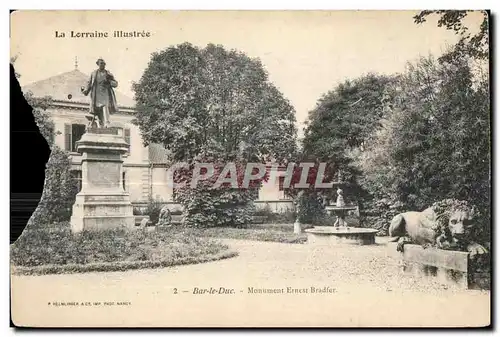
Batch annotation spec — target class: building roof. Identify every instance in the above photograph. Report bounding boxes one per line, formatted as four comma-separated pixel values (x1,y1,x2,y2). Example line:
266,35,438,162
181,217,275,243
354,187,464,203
22,69,136,108
148,143,170,164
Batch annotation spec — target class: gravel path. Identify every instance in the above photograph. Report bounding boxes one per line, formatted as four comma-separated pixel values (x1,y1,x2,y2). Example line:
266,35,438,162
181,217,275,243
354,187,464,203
227,237,472,293
11,238,490,327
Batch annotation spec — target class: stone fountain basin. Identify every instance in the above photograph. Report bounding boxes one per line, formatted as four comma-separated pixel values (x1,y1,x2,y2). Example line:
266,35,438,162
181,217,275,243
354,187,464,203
304,226,378,246
324,206,357,212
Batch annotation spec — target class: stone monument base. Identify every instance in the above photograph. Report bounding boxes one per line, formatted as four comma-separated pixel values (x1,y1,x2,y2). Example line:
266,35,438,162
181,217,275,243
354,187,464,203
69,128,135,233
70,193,135,233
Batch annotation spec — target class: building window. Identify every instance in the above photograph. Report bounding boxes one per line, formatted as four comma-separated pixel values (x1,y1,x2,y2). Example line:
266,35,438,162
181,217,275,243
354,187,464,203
64,123,86,152
70,170,82,192
122,171,127,191
278,176,285,191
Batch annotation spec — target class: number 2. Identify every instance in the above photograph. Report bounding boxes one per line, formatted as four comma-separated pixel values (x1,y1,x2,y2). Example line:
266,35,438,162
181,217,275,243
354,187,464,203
173,288,178,294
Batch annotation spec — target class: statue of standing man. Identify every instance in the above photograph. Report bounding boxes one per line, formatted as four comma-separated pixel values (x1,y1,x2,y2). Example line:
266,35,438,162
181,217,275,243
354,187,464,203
81,58,119,128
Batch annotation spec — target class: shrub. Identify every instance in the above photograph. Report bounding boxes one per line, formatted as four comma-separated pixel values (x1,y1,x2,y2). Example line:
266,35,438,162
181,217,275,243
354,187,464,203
24,92,58,147
175,185,257,228
279,209,297,223
171,159,263,228
296,191,327,225
252,207,296,224
29,147,78,227
267,209,296,224
360,198,405,235
254,203,273,217
144,197,164,225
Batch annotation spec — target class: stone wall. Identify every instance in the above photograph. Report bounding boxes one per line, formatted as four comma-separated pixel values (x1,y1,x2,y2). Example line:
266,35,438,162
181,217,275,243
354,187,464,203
387,242,491,290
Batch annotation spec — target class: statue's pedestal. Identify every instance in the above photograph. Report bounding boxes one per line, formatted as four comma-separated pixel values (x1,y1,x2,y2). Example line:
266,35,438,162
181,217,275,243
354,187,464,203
293,220,302,234
387,242,491,290
70,128,134,233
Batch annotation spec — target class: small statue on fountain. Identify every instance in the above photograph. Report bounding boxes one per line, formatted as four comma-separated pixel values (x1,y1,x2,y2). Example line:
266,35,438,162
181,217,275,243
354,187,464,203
336,188,345,207
333,188,347,228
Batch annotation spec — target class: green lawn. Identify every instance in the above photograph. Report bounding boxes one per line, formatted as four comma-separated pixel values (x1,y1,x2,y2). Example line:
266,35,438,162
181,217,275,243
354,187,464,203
192,224,308,244
10,224,237,276
10,222,312,276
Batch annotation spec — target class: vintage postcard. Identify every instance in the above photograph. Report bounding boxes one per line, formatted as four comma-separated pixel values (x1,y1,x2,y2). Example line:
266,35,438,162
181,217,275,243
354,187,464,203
10,10,491,327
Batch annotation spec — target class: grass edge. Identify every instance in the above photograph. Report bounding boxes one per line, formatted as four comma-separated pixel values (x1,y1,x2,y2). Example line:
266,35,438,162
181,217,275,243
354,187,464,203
11,250,239,276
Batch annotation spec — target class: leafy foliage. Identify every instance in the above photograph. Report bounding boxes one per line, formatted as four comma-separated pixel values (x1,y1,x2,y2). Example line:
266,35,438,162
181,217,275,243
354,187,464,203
299,74,396,223
12,58,74,228
175,185,257,228
414,10,489,61
26,86,74,225
360,198,405,235
28,147,78,226
171,159,265,227
430,199,477,234
294,190,327,224
144,197,164,225
302,74,395,199
133,43,297,227
253,206,297,224
358,54,490,238
133,42,297,163
23,91,58,147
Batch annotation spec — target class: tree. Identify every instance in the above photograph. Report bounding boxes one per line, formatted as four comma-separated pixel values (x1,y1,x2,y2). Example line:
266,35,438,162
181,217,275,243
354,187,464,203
24,91,58,146
296,74,396,227
301,74,396,210
132,43,298,227
359,54,490,239
414,10,489,61
29,147,78,227
133,42,297,163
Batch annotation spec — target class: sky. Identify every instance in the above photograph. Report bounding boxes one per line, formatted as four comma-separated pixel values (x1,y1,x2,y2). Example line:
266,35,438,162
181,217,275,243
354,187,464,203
10,10,484,137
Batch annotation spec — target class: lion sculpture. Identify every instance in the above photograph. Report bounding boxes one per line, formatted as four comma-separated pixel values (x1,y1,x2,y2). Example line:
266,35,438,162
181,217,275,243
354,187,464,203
388,199,488,257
